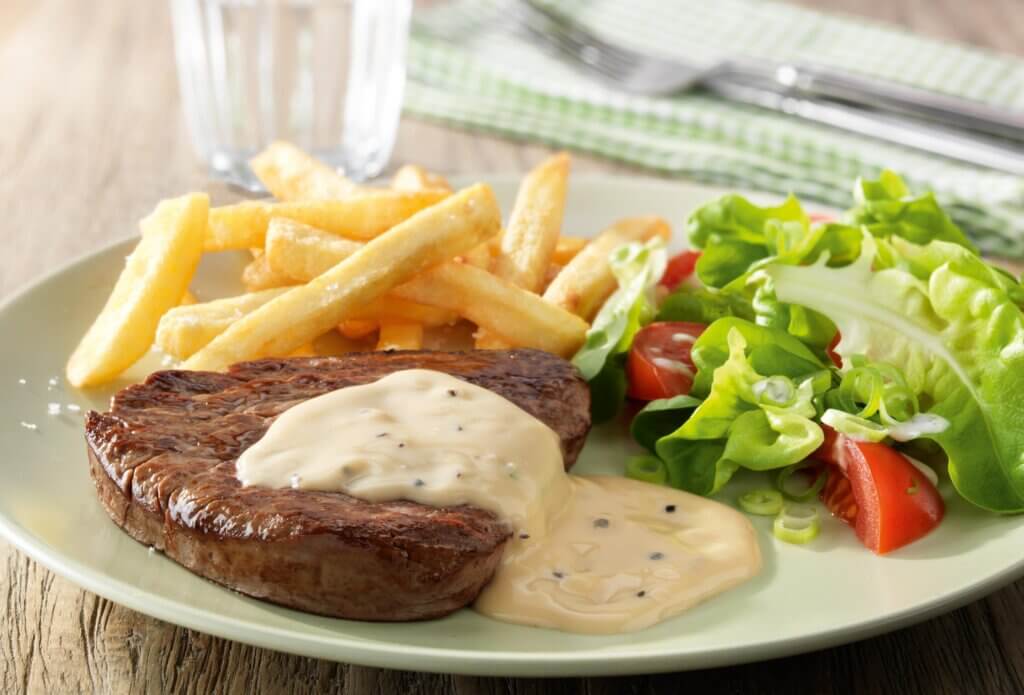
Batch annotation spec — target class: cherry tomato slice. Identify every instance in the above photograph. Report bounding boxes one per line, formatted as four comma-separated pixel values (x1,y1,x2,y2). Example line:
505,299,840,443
814,425,944,554
659,250,701,291
626,322,706,401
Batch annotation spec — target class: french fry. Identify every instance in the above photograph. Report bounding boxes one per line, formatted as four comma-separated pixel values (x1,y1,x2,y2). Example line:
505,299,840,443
376,321,424,351
184,184,501,371
160,286,454,361
156,288,290,359
241,253,297,291
264,218,363,281
391,164,452,193
339,320,379,340
475,154,570,350
250,141,363,201
393,261,589,357
66,193,209,387
288,343,318,357
493,153,570,292
180,290,198,305
543,216,671,321
543,263,564,290
204,189,449,251
551,236,587,265
458,242,493,269
351,295,457,327
265,220,458,326
313,329,367,356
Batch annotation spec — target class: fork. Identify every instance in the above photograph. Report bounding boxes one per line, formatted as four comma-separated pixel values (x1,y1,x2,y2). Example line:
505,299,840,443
517,0,1024,175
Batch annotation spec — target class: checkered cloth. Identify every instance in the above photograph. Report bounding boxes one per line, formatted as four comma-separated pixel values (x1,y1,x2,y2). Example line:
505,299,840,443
405,0,1024,258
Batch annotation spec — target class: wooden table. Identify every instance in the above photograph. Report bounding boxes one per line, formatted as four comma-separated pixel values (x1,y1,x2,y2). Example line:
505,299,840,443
2,0,1022,692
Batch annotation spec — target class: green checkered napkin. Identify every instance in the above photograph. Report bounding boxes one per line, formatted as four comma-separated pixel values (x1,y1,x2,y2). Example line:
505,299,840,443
405,0,1024,258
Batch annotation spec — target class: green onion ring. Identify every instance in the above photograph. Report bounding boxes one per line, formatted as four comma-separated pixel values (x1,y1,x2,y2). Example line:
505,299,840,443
776,462,829,502
738,489,784,516
625,455,668,486
773,503,821,544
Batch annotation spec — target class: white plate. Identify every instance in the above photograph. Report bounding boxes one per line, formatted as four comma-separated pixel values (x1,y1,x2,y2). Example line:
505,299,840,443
1,175,1022,677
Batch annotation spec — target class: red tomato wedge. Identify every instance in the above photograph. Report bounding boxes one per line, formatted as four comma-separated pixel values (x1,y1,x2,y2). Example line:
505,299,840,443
813,426,944,554
626,322,706,401
659,250,701,291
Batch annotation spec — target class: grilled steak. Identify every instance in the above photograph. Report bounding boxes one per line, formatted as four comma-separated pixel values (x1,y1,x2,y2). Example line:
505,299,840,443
85,349,591,621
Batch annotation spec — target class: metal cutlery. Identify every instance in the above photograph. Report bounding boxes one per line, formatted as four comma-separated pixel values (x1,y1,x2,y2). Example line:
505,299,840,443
518,0,1024,175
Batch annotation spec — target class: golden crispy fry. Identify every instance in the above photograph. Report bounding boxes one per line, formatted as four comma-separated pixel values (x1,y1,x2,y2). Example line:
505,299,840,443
264,218,363,281
339,320,379,340
543,216,670,321
313,329,366,356
543,262,564,290
338,320,379,340
184,184,501,371
264,220,459,326
249,141,363,201
204,189,449,251
66,193,209,387
180,290,198,306
458,242,493,269
493,153,570,292
475,154,570,350
393,261,589,357
155,287,290,360
551,236,587,265
351,295,457,327
241,253,297,291
288,343,318,357
376,321,424,351
391,164,452,193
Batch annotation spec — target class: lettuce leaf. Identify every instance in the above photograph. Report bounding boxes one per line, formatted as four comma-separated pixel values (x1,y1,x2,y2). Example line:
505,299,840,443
844,170,977,253
572,238,667,422
687,194,809,288
656,286,754,324
686,194,862,354
649,319,829,495
686,172,984,357
631,394,702,452
767,236,1024,512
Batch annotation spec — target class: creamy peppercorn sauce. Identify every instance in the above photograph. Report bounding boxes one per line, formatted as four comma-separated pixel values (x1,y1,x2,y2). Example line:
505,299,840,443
236,369,761,634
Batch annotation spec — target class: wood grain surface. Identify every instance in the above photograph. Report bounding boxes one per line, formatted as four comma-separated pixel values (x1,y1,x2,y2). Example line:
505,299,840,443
2,0,1023,693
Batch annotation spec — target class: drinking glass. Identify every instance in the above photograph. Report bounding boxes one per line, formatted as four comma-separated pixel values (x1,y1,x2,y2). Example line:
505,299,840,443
169,0,412,189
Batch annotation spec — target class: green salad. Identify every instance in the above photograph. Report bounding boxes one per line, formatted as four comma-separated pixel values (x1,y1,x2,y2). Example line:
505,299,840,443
573,171,1024,554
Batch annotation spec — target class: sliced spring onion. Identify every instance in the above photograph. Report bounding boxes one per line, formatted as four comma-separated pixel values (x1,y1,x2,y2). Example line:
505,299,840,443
625,455,668,485
773,503,821,544
738,489,784,516
776,461,829,502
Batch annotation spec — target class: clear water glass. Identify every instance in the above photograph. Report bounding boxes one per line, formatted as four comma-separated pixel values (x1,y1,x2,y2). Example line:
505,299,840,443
169,0,412,189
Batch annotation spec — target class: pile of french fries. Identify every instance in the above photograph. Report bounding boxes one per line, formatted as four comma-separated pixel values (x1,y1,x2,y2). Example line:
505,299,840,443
66,142,671,388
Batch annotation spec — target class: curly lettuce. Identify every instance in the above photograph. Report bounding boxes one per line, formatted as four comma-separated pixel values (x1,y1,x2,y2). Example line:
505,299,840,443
635,318,829,496
572,237,667,422
684,171,988,357
844,170,977,253
767,235,1024,512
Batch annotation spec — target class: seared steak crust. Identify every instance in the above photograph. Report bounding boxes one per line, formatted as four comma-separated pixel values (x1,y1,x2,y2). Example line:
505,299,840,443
86,350,590,620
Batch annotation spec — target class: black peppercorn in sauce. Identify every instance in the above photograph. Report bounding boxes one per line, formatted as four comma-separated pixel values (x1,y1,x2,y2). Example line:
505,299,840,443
236,369,761,635
476,475,762,634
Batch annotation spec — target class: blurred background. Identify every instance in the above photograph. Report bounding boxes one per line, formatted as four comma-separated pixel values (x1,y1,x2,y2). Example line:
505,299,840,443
2,1,1023,282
